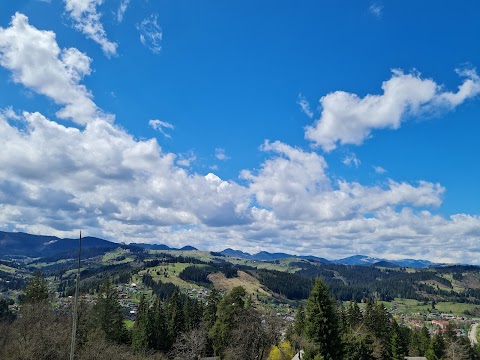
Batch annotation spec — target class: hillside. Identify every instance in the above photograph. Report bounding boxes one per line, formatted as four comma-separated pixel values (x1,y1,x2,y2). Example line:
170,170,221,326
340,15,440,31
1,231,480,316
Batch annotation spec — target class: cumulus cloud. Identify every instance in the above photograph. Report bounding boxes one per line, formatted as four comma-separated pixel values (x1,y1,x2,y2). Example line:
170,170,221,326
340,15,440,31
137,14,162,54
0,111,252,234
0,13,111,125
241,141,443,222
116,0,130,23
297,93,314,118
305,69,480,151
149,119,174,138
2,15,480,263
215,148,230,161
0,108,476,262
64,0,117,56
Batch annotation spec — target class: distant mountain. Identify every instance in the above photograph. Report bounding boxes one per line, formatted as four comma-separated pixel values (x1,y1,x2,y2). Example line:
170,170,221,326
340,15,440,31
219,248,330,263
130,243,198,251
0,230,434,268
219,249,433,268
253,251,295,261
220,248,253,259
333,255,383,266
130,243,173,251
393,259,434,268
298,255,330,263
0,231,117,258
334,255,435,268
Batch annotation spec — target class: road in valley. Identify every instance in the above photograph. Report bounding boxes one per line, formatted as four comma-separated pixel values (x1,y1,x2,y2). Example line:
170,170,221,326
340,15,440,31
469,323,479,345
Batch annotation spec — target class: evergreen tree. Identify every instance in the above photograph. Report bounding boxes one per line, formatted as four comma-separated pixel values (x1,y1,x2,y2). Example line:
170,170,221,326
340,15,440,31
23,271,49,304
204,288,221,329
346,301,363,328
147,296,168,351
426,334,446,360
303,278,342,360
209,286,247,357
343,332,376,360
364,300,393,359
392,320,410,359
293,303,305,335
167,289,184,345
131,293,148,352
93,278,127,344
204,288,221,356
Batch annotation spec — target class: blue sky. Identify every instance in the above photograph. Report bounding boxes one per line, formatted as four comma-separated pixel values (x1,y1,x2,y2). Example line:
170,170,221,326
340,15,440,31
0,0,479,263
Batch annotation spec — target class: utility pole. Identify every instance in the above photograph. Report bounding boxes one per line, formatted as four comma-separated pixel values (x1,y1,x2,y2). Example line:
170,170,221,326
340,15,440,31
69,231,82,360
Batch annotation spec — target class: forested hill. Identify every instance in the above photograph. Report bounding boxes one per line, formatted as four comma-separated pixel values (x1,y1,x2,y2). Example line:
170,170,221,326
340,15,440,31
1,231,437,268
1,230,480,306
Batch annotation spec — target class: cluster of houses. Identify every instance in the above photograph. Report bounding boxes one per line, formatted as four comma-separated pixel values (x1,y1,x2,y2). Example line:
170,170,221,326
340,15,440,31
401,312,474,337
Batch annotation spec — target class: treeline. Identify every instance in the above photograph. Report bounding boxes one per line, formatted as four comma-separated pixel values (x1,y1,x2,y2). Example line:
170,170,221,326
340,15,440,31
178,264,237,285
249,269,314,300
142,274,179,300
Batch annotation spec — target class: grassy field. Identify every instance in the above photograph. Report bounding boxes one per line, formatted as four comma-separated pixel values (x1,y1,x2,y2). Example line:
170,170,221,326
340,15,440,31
208,270,270,297
138,262,206,290
102,248,135,265
0,263,16,273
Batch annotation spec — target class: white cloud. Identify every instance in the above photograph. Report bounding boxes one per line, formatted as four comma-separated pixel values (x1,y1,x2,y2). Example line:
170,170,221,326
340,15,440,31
374,165,387,174
342,153,361,168
369,1,383,17
0,111,252,234
215,148,230,161
305,69,480,151
297,93,314,118
116,0,130,23
136,14,162,54
241,141,443,222
2,16,480,263
64,0,118,56
149,119,174,138
0,13,111,125
0,109,478,263
1,106,20,120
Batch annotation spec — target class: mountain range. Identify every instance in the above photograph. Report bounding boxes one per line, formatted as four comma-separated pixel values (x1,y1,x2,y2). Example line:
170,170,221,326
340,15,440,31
0,230,434,268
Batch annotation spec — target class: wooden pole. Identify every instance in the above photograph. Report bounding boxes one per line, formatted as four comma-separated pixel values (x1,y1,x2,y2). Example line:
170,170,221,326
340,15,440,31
69,231,82,360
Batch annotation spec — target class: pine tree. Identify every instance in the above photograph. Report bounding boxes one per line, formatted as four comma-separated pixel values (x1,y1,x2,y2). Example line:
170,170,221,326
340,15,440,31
426,334,445,360
93,278,127,344
167,289,185,345
209,286,247,357
303,278,342,360
23,271,49,304
131,293,148,352
293,303,305,335
147,296,168,351
346,301,362,328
